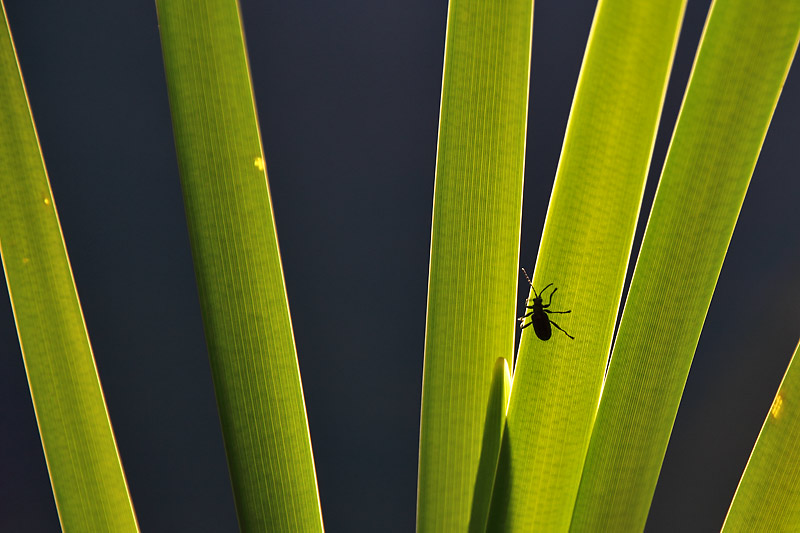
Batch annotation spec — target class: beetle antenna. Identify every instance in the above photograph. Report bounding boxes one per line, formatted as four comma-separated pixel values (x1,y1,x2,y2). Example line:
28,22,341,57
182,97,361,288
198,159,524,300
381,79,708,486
521,268,538,298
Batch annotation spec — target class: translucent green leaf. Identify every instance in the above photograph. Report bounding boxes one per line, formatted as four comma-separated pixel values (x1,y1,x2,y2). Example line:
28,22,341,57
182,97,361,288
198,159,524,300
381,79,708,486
723,340,800,531
0,5,138,531
469,358,511,533
485,1,686,530
156,2,322,530
416,0,533,530
571,2,800,531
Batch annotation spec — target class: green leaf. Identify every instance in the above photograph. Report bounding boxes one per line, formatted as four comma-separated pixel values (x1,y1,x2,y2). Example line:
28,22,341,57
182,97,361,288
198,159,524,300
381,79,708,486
0,5,138,532
416,0,533,530
723,340,800,531
571,2,800,531
485,1,686,530
469,358,511,533
155,2,322,530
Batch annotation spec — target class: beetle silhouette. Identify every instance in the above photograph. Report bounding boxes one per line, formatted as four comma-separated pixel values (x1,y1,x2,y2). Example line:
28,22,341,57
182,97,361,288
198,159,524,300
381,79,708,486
518,268,574,340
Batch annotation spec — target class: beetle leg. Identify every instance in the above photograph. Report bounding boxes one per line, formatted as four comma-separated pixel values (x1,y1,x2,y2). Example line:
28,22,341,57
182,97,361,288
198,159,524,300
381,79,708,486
543,287,557,307
519,320,532,329
548,320,574,340
544,309,570,314
518,311,533,320
539,283,554,296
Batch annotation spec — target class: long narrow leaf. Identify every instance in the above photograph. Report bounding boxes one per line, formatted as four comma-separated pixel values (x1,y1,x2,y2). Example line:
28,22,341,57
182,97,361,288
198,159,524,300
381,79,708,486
156,2,323,530
571,1,800,530
485,1,686,530
723,340,800,531
0,4,138,531
469,358,511,533
416,0,533,530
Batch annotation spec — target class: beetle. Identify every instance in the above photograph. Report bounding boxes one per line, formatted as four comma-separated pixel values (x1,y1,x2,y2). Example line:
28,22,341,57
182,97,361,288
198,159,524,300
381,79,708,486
518,268,574,340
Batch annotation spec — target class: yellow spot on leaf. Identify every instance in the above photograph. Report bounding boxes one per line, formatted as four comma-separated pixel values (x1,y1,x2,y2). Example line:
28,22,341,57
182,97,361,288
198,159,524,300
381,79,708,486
771,394,784,419
43,197,50,205
254,157,265,171
22,257,30,264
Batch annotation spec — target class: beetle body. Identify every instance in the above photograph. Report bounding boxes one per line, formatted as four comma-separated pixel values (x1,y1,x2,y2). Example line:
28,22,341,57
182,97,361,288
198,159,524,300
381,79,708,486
518,269,574,341
527,294,554,340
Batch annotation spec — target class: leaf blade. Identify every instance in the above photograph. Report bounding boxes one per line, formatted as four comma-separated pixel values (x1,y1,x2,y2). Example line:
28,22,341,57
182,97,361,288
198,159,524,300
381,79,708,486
416,0,533,530
156,2,322,530
485,1,686,530
723,340,800,531
571,2,800,530
468,358,511,533
0,4,138,531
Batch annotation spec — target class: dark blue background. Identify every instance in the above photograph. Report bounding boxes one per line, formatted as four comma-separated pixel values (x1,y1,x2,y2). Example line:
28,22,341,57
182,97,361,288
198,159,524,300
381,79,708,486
1,1,799,531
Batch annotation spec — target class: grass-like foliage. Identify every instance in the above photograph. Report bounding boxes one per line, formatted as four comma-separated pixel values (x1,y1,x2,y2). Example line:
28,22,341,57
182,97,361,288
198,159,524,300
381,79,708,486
416,0,533,530
155,1,323,530
421,0,800,531
571,1,800,529
0,5,137,531
487,1,685,529
1,0,800,531
723,340,800,530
